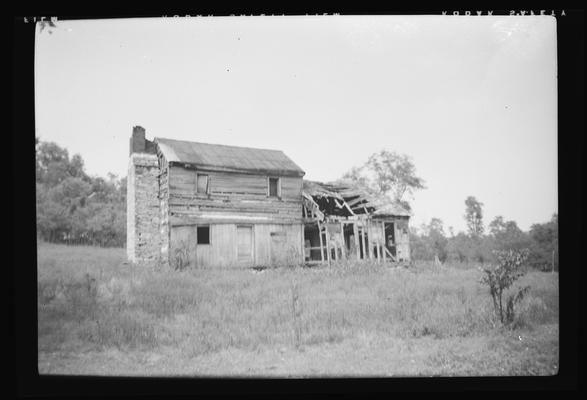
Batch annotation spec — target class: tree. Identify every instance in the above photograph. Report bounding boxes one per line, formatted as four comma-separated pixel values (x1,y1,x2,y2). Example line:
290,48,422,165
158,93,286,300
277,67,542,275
528,213,558,271
447,232,473,263
408,219,449,262
36,141,70,185
340,150,426,211
464,196,484,237
409,227,434,261
340,166,377,196
35,138,127,247
488,215,506,236
36,140,89,186
426,218,448,262
489,216,531,253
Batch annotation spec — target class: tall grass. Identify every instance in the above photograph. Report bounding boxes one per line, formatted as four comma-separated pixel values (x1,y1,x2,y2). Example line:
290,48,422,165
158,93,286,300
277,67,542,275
37,243,559,356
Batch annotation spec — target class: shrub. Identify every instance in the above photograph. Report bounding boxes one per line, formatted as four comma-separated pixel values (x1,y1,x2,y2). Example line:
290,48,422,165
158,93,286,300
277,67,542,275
171,241,190,271
480,249,530,325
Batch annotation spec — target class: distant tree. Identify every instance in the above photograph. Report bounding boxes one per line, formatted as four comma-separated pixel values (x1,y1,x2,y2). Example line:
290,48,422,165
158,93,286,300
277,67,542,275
409,227,434,261
488,216,506,236
35,138,127,247
528,213,558,271
340,166,377,196
36,140,89,186
426,218,448,262
447,232,472,263
340,150,425,211
68,154,87,180
36,141,69,185
489,216,531,253
464,196,485,237
409,219,448,262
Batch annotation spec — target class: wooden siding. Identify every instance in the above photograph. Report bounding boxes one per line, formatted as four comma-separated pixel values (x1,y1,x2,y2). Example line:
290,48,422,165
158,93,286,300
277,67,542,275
169,223,303,269
167,165,303,226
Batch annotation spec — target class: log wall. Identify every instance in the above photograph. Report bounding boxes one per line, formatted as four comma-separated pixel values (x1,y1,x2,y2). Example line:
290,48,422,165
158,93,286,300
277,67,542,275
167,165,303,225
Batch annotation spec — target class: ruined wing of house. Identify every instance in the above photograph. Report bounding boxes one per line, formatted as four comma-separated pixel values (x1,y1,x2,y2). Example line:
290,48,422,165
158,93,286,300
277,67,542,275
127,126,411,268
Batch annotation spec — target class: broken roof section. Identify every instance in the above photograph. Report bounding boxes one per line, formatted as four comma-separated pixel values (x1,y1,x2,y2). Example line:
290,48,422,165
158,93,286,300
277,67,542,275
155,137,305,177
302,179,411,218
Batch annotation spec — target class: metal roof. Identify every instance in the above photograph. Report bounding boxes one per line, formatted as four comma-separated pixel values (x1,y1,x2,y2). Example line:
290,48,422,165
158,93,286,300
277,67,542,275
155,137,305,177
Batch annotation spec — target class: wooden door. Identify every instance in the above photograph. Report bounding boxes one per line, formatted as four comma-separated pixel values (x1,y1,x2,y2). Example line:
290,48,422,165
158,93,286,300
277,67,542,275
270,231,287,266
237,226,254,265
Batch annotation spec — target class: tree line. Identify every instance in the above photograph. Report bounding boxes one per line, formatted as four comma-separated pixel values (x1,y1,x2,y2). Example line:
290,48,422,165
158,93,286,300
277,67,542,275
410,198,558,271
36,138,126,247
341,150,559,271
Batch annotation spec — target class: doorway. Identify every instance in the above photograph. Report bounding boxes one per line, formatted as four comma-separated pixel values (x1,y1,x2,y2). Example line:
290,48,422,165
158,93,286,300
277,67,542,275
384,222,396,258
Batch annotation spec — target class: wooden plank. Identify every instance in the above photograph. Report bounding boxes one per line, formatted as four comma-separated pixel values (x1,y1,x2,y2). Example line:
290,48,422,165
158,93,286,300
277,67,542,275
237,226,254,265
377,239,381,263
170,215,303,226
325,224,331,266
360,224,366,260
347,197,367,208
340,221,347,259
384,246,396,262
168,162,304,178
366,220,372,260
318,222,325,263
381,221,387,263
343,200,356,216
301,224,305,264
353,222,360,260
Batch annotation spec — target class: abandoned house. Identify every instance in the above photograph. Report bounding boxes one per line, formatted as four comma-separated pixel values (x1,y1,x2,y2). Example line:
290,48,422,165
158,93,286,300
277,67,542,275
127,126,411,268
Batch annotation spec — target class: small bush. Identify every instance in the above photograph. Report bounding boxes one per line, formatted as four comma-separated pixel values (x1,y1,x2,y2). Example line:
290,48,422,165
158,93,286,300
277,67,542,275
171,241,190,271
480,249,530,326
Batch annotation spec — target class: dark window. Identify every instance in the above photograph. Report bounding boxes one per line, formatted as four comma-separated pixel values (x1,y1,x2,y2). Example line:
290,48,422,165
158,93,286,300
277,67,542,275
197,174,208,194
197,226,210,244
269,177,279,197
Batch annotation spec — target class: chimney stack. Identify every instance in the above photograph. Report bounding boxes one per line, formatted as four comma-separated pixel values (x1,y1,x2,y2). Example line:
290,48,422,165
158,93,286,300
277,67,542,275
130,125,146,155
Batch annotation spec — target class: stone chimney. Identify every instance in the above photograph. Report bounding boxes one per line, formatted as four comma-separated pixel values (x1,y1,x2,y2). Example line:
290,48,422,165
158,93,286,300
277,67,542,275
127,125,161,265
130,125,146,155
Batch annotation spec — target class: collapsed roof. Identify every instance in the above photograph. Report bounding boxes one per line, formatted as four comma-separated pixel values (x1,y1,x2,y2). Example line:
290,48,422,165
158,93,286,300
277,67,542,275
302,180,411,219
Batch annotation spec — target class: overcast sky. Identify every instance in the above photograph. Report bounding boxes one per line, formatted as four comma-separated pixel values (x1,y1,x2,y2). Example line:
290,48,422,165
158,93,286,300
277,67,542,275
35,15,558,233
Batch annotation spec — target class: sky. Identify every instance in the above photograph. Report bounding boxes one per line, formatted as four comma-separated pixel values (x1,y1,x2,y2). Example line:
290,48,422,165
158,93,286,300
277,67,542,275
34,15,558,233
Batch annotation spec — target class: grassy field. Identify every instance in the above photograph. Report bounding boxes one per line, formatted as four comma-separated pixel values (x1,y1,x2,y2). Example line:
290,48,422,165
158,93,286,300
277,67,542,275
37,243,559,376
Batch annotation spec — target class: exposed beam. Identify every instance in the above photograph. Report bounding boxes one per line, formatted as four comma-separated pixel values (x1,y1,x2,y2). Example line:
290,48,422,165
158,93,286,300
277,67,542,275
381,221,387,263
318,221,325,263
353,222,360,260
